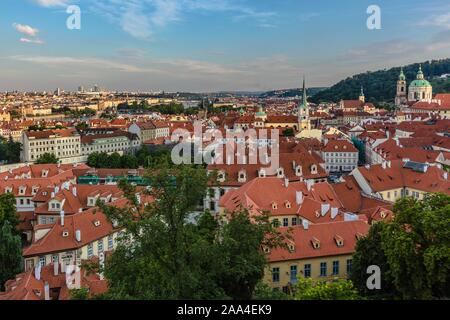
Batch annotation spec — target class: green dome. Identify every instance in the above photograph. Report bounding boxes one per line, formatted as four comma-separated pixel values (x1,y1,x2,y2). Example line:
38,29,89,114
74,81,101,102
409,79,432,88
255,111,266,117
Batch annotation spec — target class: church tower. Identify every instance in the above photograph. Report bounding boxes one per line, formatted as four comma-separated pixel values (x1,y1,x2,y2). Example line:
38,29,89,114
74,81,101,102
359,86,365,104
395,67,407,106
298,77,311,131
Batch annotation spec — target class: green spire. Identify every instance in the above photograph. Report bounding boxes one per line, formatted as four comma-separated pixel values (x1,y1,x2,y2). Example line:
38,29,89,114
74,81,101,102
417,64,424,80
360,86,364,97
301,76,308,109
399,67,405,81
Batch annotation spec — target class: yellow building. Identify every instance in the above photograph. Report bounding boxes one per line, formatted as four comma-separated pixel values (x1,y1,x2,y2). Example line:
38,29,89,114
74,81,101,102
264,220,369,292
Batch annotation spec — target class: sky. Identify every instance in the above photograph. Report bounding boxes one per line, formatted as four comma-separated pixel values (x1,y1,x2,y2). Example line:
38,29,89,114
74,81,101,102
1,0,450,92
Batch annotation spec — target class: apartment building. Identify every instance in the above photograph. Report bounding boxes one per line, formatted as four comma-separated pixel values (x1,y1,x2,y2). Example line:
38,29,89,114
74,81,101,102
80,130,140,156
321,139,359,173
21,129,82,163
128,120,170,143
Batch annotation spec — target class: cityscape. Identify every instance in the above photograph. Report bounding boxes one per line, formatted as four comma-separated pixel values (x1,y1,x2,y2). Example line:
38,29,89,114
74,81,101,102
0,0,450,308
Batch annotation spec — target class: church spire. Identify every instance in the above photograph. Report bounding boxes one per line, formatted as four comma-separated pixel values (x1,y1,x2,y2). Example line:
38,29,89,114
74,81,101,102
359,85,365,103
301,76,307,109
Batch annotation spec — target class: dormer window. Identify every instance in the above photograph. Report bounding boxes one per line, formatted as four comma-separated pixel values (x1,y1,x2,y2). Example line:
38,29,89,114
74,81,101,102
263,247,271,254
32,186,39,195
277,167,284,178
334,235,344,247
217,171,226,183
285,201,291,209
288,243,295,252
18,186,26,195
311,238,321,249
238,170,247,183
271,202,278,210
295,165,302,177
41,170,49,178
49,201,61,211
310,164,318,175
355,232,364,240
93,220,101,227
258,169,266,178
5,187,12,193
62,230,69,237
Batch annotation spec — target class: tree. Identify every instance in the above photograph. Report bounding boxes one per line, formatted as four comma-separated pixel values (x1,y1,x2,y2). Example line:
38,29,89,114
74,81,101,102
75,122,89,131
381,193,450,299
282,128,295,137
293,278,360,300
0,221,22,291
108,152,122,169
0,193,19,228
100,166,289,299
120,154,138,169
351,222,398,299
69,288,90,300
35,152,59,164
0,137,22,164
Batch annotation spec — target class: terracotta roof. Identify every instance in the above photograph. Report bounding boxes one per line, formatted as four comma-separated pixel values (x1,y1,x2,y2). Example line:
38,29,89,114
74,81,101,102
268,220,369,262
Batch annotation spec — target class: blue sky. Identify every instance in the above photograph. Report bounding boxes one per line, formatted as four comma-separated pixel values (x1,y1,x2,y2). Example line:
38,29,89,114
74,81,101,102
1,0,450,92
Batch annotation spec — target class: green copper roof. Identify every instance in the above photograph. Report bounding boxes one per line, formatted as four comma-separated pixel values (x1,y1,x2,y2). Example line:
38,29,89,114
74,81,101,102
300,76,308,109
409,79,432,87
399,67,405,81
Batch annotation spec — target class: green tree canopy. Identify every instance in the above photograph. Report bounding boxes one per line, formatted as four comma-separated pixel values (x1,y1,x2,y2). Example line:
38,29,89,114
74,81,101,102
293,278,360,300
35,152,59,164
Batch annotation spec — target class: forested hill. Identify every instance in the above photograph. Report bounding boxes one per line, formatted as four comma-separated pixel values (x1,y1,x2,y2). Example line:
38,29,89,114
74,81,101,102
310,58,450,104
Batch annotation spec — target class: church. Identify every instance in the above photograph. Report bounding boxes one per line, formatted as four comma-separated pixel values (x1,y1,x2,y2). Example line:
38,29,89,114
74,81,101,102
395,65,433,106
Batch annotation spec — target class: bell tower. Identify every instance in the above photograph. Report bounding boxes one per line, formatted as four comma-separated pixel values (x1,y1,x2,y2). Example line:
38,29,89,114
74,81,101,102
298,76,311,131
395,67,407,106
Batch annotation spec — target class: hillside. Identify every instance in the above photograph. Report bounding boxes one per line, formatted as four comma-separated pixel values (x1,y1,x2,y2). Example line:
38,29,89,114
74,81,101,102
259,87,327,98
310,58,450,104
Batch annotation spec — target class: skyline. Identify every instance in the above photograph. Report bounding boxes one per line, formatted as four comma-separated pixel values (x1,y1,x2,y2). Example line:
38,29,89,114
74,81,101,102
1,0,450,92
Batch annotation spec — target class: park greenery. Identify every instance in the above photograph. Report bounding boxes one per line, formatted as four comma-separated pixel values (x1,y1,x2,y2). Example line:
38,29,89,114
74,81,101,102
0,193,22,291
0,136,21,164
35,152,59,164
86,148,173,169
352,193,450,300
118,101,199,115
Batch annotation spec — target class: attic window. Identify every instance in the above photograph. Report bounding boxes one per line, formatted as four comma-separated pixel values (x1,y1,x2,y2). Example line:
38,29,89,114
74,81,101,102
62,230,69,237
311,238,321,249
334,235,344,247
272,202,278,210
355,232,364,240
288,243,295,252
380,211,387,219
263,247,270,254
93,220,101,227
285,201,291,209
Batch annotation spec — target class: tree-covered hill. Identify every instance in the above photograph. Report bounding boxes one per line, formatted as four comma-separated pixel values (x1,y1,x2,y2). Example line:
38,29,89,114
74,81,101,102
260,87,327,98
310,58,450,104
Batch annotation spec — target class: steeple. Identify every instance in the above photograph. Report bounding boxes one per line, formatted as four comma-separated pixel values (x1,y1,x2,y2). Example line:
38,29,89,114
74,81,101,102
417,64,424,80
399,67,405,81
301,76,308,109
298,76,310,131
359,86,365,103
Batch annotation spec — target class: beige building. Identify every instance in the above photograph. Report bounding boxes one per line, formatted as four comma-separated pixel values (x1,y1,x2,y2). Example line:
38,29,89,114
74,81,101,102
21,129,81,163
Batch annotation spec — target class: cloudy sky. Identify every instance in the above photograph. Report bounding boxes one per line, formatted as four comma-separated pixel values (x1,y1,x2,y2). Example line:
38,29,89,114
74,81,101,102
1,0,450,92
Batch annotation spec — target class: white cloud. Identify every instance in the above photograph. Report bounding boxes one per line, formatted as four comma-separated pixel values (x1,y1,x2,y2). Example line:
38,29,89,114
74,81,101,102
89,0,276,39
20,38,44,44
420,12,450,29
33,0,68,7
13,23,39,37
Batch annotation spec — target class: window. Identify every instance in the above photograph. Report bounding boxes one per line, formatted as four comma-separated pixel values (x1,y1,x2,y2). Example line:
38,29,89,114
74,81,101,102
87,243,94,258
52,255,59,263
98,240,104,254
320,262,327,277
283,218,289,227
272,219,280,227
108,235,114,250
39,256,46,266
290,265,298,283
346,259,353,274
272,267,280,282
332,261,340,275
304,264,311,278
292,217,298,226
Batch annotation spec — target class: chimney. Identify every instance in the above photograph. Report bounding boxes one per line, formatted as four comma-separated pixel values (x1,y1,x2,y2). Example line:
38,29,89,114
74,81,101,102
444,172,448,180
302,219,309,230
35,264,41,281
381,161,387,169
61,261,66,274
321,203,330,216
75,230,81,242
284,178,289,188
331,207,339,219
72,187,77,197
54,262,59,276
296,191,303,204
387,161,391,168
60,210,65,226
51,192,55,198
306,179,314,191
44,282,50,301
